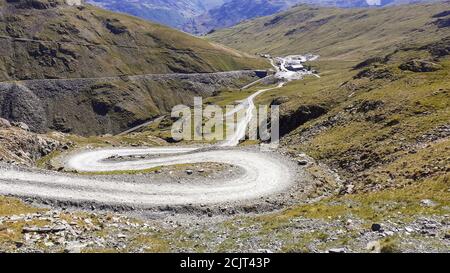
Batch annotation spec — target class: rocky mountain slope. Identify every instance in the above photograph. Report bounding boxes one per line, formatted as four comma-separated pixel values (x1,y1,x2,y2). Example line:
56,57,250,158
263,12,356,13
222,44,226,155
0,0,265,81
0,71,261,135
0,118,70,166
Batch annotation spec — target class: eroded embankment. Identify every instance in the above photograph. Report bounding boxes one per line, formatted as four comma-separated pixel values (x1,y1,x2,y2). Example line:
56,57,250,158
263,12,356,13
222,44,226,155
0,70,263,135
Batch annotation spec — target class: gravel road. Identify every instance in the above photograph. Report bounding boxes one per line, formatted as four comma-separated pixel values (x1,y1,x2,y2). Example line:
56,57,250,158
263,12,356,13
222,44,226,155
0,58,315,208
0,148,293,207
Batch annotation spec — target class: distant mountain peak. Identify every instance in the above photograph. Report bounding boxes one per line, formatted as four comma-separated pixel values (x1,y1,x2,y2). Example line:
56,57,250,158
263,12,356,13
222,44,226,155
83,0,438,34
86,0,226,29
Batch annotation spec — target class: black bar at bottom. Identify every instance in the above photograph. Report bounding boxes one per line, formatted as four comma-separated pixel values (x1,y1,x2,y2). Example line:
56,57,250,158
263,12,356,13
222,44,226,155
0,253,445,272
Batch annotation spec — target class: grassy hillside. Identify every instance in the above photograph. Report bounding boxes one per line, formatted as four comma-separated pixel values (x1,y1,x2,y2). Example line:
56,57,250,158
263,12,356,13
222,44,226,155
208,1,450,194
204,3,450,249
208,2,450,59
0,0,267,81
255,43,449,193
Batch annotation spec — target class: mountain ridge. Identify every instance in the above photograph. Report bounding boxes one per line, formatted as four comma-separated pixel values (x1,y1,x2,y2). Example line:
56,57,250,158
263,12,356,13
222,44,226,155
208,1,450,58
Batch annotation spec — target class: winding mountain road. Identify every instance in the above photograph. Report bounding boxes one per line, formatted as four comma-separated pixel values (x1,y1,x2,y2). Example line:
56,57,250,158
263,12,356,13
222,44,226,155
0,56,316,207
0,149,292,206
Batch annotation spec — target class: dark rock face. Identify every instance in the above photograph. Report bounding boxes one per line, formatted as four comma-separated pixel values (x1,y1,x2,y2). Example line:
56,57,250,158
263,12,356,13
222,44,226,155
356,100,384,113
432,10,450,18
354,65,396,80
270,96,290,106
105,19,128,35
399,59,442,72
0,83,47,132
422,37,450,58
278,104,327,137
435,17,450,28
353,57,385,70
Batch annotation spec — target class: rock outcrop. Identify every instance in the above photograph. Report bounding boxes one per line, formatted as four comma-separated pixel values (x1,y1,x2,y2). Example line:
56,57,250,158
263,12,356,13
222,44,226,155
276,103,327,137
399,59,442,73
0,122,68,165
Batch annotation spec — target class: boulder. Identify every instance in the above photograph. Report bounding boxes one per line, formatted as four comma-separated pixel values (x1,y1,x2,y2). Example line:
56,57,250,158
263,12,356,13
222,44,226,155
0,118,11,128
420,199,438,207
297,160,308,166
105,19,128,35
371,223,382,232
328,248,346,253
64,242,86,253
271,96,290,106
12,121,30,131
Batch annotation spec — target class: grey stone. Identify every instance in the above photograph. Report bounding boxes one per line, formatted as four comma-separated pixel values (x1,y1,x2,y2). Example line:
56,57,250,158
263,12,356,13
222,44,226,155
64,242,86,253
0,118,11,128
12,121,30,131
328,248,346,253
421,199,438,207
22,225,66,234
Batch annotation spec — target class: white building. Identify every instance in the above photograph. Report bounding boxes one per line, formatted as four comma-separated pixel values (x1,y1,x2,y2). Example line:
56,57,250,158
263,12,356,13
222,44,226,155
287,64,304,71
